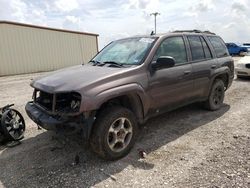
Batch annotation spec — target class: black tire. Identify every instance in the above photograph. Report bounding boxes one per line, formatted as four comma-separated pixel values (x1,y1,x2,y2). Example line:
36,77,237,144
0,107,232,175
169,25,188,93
0,131,5,143
90,106,138,160
204,79,225,111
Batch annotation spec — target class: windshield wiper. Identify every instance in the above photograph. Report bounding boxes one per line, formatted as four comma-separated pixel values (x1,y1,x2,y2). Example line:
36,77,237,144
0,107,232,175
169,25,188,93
89,60,124,67
102,61,124,67
89,60,102,66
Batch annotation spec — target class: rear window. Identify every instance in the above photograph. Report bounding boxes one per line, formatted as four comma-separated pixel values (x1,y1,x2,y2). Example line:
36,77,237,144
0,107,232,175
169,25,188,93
208,36,229,58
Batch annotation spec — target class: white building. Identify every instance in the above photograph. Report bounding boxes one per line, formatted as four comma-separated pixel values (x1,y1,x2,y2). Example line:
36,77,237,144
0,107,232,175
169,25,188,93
0,21,99,76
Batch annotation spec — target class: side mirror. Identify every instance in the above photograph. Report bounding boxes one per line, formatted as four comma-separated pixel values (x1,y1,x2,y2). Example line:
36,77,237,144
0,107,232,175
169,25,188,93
152,56,176,70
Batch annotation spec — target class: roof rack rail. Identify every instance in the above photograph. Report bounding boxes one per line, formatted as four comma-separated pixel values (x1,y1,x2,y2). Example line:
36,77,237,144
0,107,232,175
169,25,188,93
172,30,216,35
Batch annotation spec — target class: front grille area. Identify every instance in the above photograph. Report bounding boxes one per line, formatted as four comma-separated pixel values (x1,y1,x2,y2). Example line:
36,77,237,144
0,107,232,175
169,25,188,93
246,64,250,69
33,90,81,114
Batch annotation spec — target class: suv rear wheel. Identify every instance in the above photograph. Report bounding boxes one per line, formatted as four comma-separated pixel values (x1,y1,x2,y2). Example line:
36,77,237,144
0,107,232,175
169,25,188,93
204,79,225,111
90,106,138,160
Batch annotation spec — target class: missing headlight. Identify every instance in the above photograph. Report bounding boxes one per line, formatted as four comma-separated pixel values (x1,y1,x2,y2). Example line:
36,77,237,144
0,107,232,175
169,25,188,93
55,92,81,113
34,90,54,111
71,100,80,110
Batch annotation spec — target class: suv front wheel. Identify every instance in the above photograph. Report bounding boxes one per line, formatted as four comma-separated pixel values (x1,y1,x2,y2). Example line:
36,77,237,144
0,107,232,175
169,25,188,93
204,79,225,111
90,106,138,160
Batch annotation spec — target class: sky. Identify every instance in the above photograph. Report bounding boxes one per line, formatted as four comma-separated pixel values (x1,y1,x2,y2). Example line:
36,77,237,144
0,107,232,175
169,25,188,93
0,0,250,49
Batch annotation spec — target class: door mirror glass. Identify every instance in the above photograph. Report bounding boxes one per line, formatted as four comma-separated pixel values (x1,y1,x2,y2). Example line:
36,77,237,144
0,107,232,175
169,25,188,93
152,56,175,70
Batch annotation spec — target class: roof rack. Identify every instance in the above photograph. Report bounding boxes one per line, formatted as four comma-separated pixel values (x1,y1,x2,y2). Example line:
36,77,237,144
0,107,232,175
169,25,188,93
172,30,216,35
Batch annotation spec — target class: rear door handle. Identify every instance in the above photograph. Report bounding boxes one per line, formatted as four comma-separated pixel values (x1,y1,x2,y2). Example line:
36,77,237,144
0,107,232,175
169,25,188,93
211,65,217,69
184,70,191,75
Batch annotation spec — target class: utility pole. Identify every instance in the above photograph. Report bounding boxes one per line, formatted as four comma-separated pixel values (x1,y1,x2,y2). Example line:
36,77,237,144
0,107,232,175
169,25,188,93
150,12,160,34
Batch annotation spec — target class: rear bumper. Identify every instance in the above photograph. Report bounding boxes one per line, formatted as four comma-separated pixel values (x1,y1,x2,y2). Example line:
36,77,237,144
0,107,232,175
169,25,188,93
25,102,84,131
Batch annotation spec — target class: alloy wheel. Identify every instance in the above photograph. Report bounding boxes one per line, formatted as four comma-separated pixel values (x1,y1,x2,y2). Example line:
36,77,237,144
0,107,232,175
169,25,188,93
107,117,133,153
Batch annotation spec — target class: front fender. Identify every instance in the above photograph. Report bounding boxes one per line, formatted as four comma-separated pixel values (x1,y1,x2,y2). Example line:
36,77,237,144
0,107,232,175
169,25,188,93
81,83,150,114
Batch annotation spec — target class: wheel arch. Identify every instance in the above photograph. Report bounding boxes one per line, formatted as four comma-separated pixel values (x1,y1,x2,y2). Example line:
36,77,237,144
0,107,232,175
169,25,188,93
91,83,148,124
96,93,145,124
209,71,230,92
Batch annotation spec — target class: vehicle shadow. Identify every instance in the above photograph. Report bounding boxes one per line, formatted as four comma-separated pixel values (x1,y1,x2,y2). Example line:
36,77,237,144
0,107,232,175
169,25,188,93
0,103,230,188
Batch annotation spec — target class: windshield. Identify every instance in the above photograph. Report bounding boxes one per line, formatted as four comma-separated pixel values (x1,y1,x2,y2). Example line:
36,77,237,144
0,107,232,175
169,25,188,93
91,37,156,65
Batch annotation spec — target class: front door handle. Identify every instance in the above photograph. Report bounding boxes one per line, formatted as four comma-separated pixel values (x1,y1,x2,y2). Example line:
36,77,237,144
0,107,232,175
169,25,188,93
211,65,217,69
184,70,191,75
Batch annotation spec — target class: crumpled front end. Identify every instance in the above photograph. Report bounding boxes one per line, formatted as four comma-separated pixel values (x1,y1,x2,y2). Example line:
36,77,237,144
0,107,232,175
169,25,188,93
25,88,95,136
31,89,82,116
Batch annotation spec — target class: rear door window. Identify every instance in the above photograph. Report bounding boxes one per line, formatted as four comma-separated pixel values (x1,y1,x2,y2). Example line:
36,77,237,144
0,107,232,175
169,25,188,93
208,36,229,58
200,37,212,59
187,36,204,61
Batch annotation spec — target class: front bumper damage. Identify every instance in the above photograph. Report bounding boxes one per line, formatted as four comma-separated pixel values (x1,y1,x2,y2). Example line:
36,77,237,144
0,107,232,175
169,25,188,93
25,102,95,139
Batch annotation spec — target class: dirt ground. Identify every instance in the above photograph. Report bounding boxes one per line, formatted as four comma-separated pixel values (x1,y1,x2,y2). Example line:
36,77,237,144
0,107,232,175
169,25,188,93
0,57,249,188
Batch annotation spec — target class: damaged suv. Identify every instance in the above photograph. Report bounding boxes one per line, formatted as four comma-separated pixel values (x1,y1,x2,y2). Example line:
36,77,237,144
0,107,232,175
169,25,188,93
26,30,234,160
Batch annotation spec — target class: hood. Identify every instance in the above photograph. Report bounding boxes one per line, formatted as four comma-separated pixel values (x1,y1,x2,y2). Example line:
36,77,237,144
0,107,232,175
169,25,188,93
239,55,250,64
31,64,130,93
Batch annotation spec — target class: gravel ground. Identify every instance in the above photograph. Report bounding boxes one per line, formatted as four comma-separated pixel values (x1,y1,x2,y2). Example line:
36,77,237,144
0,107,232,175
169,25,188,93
0,57,249,188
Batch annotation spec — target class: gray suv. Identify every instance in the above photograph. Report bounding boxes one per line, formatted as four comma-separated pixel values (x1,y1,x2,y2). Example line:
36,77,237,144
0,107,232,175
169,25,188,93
26,30,234,160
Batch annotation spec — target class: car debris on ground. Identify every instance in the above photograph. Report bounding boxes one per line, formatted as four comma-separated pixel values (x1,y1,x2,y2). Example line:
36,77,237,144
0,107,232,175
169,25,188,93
0,104,25,147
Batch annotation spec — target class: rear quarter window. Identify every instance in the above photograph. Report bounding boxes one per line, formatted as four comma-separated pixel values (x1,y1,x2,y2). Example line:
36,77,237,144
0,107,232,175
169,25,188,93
208,36,229,58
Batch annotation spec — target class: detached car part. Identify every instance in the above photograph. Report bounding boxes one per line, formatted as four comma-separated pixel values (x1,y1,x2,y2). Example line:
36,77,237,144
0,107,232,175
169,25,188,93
0,104,25,141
